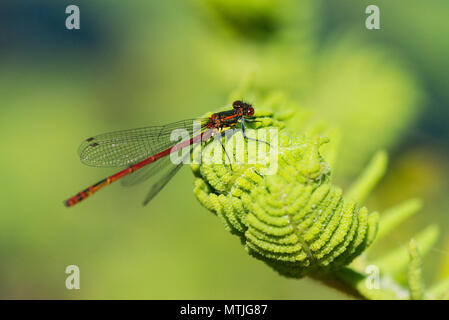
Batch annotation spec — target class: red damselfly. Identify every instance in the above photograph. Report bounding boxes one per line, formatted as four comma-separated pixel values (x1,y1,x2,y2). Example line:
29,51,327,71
64,100,261,207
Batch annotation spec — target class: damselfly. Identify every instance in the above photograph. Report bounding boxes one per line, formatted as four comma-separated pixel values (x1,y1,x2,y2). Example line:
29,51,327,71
64,100,261,207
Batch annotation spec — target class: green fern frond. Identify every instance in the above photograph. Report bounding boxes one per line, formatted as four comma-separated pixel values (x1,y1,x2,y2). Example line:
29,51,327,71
192,106,378,278
372,225,439,276
408,239,425,300
376,199,423,241
191,89,444,299
346,151,388,204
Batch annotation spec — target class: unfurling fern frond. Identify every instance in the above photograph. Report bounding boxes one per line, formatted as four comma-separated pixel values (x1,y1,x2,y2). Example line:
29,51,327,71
190,90,449,299
191,108,378,278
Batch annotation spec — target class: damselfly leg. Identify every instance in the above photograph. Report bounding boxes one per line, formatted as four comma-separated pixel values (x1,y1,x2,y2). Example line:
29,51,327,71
241,119,272,148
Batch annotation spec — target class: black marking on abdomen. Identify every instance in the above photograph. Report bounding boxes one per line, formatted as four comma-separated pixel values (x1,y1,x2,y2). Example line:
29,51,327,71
93,178,108,188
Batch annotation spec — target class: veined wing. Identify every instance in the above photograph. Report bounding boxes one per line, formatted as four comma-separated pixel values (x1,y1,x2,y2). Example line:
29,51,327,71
142,162,184,206
120,139,205,187
78,119,206,167
120,156,172,187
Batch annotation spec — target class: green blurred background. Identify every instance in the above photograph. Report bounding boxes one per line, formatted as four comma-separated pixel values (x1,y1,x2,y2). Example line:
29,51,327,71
0,0,448,299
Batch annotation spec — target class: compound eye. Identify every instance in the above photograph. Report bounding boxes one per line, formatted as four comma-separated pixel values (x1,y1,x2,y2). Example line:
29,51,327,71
232,100,243,108
246,106,254,117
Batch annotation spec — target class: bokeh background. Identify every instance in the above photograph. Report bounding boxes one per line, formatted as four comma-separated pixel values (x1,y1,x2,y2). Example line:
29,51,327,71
0,0,448,299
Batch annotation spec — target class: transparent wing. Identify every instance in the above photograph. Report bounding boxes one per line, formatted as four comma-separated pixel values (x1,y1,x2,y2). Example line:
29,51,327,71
142,162,184,206
78,119,205,167
120,136,205,188
120,156,172,187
